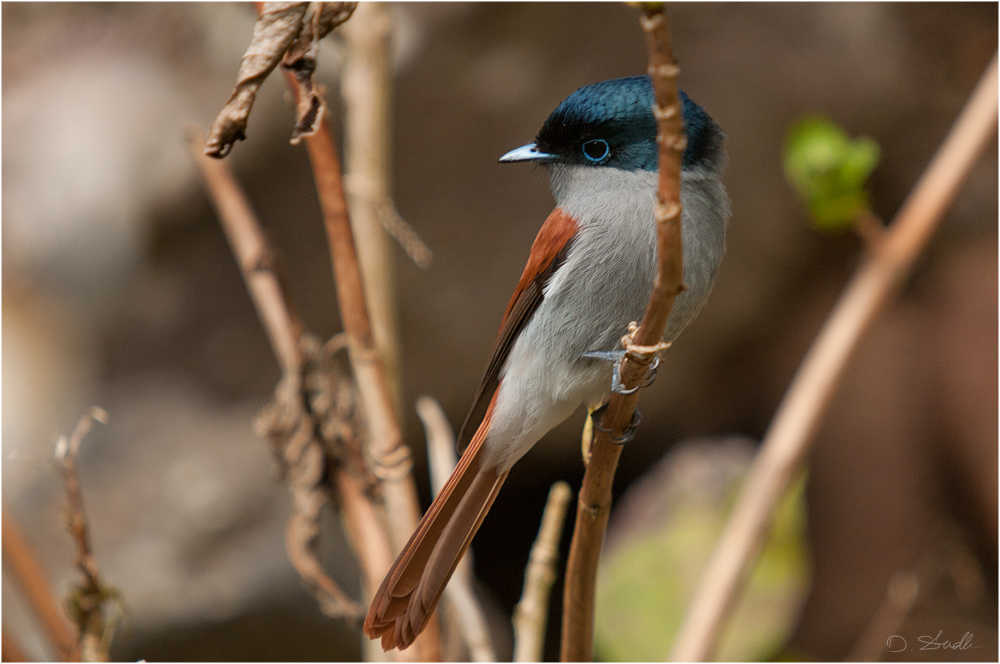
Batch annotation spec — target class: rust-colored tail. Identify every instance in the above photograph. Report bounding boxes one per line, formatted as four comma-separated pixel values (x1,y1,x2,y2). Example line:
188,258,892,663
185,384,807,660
363,398,506,651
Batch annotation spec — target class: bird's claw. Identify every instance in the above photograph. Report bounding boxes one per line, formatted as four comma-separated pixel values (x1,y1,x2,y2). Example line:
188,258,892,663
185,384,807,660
589,404,643,445
582,350,661,395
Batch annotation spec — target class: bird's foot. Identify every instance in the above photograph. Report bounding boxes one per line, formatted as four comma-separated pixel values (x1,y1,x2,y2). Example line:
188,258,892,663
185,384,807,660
589,403,643,445
581,350,660,395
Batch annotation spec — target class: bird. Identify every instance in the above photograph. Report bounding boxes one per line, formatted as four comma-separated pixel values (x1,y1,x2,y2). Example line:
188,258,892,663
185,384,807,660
363,74,730,651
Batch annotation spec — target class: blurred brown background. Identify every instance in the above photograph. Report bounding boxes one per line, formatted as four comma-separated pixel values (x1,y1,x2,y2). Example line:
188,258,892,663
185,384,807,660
2,3,996,661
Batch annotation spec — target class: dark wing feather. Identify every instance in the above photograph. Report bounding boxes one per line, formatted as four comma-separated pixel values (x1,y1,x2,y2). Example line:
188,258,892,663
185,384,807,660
456,208,577,452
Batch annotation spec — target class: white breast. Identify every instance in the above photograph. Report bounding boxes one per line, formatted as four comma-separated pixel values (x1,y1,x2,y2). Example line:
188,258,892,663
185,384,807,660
482,164,729,471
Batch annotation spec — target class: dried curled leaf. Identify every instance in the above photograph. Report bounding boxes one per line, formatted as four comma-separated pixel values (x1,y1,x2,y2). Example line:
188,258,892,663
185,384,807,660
205,3,309,157
253,333,367,619
283,2,358,143
204,2,357,158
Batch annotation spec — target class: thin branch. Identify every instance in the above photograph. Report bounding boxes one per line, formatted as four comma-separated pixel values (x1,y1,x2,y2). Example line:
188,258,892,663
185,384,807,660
560,7,685,661
514,481,573,663
417,396,497,662
2,511,79,661
201,2,434,653
669,52,999,662
278,58,425,560
273,46,441,657
187,131,381,621
56,407,114,663
342,2,406,414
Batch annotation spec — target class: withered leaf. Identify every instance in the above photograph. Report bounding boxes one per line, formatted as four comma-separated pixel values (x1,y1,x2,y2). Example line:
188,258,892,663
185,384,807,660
204,2,309,158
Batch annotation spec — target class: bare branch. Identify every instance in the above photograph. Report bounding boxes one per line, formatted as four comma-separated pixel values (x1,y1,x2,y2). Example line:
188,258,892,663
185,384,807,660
514,481,573,663
561,6,685,661
341,2,406,414
188,130,390,622
274,57,439,660
57,407,116,663
670,52,998,662
2,511,79,661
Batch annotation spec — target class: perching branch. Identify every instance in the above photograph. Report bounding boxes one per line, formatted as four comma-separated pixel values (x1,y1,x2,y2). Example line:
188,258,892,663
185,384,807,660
56,407,116,663
560,6,685,661
2,510,79,661
417,396,497,662
669,52,999,662
514,481,573,663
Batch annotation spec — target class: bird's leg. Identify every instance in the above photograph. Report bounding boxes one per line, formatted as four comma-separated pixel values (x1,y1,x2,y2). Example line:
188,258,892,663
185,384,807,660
581,351,661,394
588,403,643,445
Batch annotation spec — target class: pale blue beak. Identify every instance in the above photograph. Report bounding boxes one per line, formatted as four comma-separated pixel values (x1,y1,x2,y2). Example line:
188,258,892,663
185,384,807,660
498,143,559,164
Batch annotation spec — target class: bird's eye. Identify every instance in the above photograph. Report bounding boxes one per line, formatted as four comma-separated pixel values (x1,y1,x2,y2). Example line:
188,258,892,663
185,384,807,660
582,139,610,163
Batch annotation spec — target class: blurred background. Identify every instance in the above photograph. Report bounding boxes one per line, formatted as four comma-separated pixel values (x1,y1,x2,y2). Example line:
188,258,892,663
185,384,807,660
2,3,996,661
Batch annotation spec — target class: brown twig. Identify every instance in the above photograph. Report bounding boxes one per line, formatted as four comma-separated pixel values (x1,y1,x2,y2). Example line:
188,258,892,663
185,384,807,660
669,52,999,662
416,396,497,662
342,3,406,414
56,407,114,662
560,6,685,661
278,53,425,561
2,511,79,661
188,131,370,621
277,57,442,660
514,481,573,663
846,571,920,662
202,3,434,653
290,86,439,660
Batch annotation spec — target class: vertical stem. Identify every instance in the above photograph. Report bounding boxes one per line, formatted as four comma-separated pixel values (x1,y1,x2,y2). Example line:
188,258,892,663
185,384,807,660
291,83,439,663
560,6,684,661
342,2,404,414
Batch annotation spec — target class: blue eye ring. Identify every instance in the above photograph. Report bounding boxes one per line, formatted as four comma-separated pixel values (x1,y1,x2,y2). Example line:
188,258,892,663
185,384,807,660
582,139,611,163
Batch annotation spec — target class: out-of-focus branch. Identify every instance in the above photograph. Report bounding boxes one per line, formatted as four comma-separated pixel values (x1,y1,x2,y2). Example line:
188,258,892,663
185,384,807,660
2,627,29,662
669,52,999,662
560,6,684,661
278,53,425,557
202,2,434,654
2,511,79,661
275,58,441,658
56,408,114,663
342,3,404,414
188,131,381,621
417,396,497,662
514,481,573,663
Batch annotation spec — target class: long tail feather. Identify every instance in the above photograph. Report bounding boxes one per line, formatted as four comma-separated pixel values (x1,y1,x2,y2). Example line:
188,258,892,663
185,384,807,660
364,395,506,651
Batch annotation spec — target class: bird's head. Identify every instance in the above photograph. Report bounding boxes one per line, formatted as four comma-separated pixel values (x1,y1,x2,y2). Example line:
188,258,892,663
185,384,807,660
499,75,725,174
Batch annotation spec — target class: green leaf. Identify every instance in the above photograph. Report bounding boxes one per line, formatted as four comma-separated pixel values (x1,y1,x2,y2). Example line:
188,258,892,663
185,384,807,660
594,444,810,662
783,116,880,232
